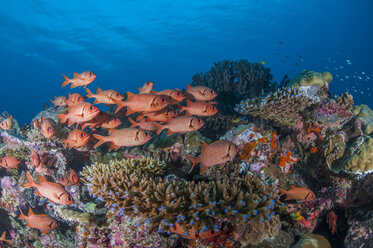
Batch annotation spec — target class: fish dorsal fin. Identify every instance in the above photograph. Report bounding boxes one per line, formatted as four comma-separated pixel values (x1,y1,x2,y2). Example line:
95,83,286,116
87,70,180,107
28,207,35,216
200,142,209,152
39,175,48,182
186,84,192,89
127,92,134,98
73,72,79,78
0,231,6,240
96,87,103,94
186,100,193,106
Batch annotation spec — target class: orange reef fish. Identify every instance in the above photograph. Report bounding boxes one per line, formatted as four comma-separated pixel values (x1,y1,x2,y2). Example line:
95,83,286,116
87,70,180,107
128,118,157,131
278,186,315,202
186,140,238,174
170,222,221,240
327,210,337,235
154,116,204,135
34,116,56,139
64,129,90,149
153,88,185,104
138,107,179,123
100,115,122,129
85,87,124,105
61,71,96,88
0,156,20,170
0,116,13,130
58,102,100,125
185,84,217,101
0,231,12,244
24,171,74,205
113,92,169,114
138,81,154,93
81,111,107,129
59,168,80,187
18,207,58,234
93,128,152,151
179,100,218,116
50,96,67,107
66,93,85,108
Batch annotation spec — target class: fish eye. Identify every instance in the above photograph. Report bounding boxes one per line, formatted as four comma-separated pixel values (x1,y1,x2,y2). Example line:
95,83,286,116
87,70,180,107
89,72,92,75
161,98,165,102
210,90,213,94
197,119,201,122
68,196,72,201
90,106,94,111
80,133,84,138
212,106,215,110
0,159,2,163
116,93,120,96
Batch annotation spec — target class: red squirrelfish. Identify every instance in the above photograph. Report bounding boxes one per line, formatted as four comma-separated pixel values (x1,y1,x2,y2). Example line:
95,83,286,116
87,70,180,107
153,88,185,104
327,210,337,235
0,156,20,170
18,207,58,235
81,111,108,129
179,100,218,117
34,116,56,139
66,93,85,108
138,81,154,94
0,116,13,130
128,118,157,132
61,71,96,88
185,84,217,101
154,116,204,135
64,129,90,149
50,96,67,107
186,140,238,174
100,115,122,129
113,92,169,115
58,102,100,125
59,168,80,187
85,87,124,105
138,107,179,123
24,171,74,205
278,186,315,202
93,128,152,151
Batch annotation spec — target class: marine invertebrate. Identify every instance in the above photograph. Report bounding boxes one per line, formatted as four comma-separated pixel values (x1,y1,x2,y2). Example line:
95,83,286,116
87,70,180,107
235,87,320,126
353,104,373,135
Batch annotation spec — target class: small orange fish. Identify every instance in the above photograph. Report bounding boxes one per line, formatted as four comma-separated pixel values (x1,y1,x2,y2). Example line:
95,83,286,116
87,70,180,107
64,129,90,148
18,207,58,234
113,92,169,115
170,222,221,240
138,81,154,93
0,116,13,130
138,107,179,123
66,93,85,108
179,100,218,117
59,168,80,187
185,84,217,101
128,118,157,131
153,88,185,104
100,115,122,129
278,186,315,202
29,150,48,169
81,111,108,129
50,96,67,107
61,71,96,88
34,116,56,139
327,210,337,235
85,87,124,105
0,231,12,244
58,102,100,125
154,116,204,135
93,128,152,151
0,156,20,170
24,171,74,205
186,140,238,174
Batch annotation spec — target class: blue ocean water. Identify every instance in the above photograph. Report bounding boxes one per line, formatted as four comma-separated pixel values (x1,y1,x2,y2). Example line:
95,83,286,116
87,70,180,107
0,0,372,124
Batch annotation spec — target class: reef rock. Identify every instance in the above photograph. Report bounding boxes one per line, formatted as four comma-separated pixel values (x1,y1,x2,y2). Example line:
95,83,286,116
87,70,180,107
291,234,331,248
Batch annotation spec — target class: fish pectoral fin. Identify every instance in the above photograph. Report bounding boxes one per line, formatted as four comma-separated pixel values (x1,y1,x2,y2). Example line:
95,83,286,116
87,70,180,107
49,199,57,204
26,224,33,228
218,163,226,169
34,190,42,196
41,230,48,235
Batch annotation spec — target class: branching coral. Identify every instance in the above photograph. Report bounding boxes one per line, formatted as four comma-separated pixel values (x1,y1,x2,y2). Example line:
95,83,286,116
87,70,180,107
235,87,320,126
81,159,281,235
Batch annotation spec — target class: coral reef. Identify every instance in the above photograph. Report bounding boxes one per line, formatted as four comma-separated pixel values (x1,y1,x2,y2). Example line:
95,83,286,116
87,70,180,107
292,233,331,248
353,104,373,135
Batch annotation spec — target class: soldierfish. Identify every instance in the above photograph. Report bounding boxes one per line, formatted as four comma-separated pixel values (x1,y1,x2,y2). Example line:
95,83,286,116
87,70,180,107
59,168,80,187
93,128,152,151
128,118,157,131
0,116,13,130
61,71,96,88
0,156,20,170
24,171,74,205
0,231,12,244
85,88,124,105
29,150,48,169
100,115,122,129
34,116,56,139
81,111,108,129
113,92,169,115
186,140,238,174
66,93,85,108
58,102,100,125
185,84,217,101
138,107,179,123
179,100,218,116
154,116,204,135
278,186,315,202
153,88,185,104
138,81,154,93
18,207,58,234
64,129,90,149
327,210,337,235
50,96,67,107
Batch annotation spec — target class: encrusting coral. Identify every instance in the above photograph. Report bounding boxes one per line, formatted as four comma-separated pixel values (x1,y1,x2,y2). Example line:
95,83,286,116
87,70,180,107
81,157,281,235
235,87,320,126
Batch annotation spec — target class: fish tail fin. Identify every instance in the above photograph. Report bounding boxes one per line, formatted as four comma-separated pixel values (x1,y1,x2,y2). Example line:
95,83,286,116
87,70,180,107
186,155,199,174
278,187,286,197
85,88,94,98
18,206,27,220
57,113,68,124
93,134,108,148
61,74,70,87
112,99,127,114
128,118,138,128
153,122,165,135
24,171,36,188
